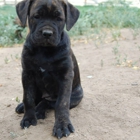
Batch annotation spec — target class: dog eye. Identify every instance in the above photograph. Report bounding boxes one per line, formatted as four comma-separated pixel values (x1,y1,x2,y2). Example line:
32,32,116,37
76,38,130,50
34,14,40,19
54,11,62,21
54,11,60,17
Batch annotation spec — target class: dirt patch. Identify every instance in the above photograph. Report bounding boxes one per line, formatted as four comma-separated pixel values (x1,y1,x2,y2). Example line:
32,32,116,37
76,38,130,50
0,29,140,140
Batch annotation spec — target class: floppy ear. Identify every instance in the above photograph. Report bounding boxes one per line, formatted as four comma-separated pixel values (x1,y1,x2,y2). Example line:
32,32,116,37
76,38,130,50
64,1,80,31
16,0,31,27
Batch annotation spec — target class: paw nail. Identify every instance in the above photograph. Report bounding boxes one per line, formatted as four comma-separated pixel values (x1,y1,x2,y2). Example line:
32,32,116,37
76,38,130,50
71,130,75,133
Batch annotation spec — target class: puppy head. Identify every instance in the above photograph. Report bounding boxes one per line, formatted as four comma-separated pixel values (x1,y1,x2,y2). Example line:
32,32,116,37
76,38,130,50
16,0,79,47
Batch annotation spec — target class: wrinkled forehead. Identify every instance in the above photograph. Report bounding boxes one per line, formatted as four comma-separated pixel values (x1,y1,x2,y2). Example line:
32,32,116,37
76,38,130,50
30,0,64,15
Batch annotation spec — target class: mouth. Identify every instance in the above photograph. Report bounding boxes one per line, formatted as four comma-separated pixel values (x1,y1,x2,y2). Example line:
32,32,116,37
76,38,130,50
41,38,58,47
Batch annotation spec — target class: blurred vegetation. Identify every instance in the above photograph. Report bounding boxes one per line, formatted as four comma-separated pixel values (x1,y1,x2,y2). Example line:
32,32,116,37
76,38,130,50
69,0,140,38
0,0,140,47
0,5,26,47
0,5,16,15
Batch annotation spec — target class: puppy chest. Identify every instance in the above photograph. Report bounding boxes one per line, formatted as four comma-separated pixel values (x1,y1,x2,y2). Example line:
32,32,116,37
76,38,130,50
32,54,70,77
33,62,65,96
35,70,59,100
23,50,71,99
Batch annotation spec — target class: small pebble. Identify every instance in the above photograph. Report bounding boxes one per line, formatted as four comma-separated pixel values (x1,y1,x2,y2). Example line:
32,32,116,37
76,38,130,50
87,76,93,79
7,104,11,107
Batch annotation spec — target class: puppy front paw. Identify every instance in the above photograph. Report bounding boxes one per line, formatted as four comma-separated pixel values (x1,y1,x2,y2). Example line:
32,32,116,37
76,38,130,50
20,115,37,129
53,120,75,139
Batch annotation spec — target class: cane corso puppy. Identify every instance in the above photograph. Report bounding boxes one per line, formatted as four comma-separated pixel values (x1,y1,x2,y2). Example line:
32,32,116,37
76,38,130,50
15,0,83,138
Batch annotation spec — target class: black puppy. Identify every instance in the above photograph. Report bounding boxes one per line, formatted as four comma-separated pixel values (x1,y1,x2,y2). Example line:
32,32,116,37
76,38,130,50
15,0,83,139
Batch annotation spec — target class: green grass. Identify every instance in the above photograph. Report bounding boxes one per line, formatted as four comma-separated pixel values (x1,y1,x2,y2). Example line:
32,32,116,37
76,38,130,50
0,5,26,47
0,0,140,47
69,1,140,37
0,5,16,16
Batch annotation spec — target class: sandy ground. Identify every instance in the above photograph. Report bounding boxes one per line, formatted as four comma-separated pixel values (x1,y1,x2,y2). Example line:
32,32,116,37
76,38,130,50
0,29,140,140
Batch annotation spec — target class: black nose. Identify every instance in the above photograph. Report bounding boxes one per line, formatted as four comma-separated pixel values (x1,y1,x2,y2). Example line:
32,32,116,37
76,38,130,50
42,29,53,38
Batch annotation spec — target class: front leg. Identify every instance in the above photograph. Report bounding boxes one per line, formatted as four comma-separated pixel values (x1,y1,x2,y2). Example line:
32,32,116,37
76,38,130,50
53,71,74,139
20,71,37,128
